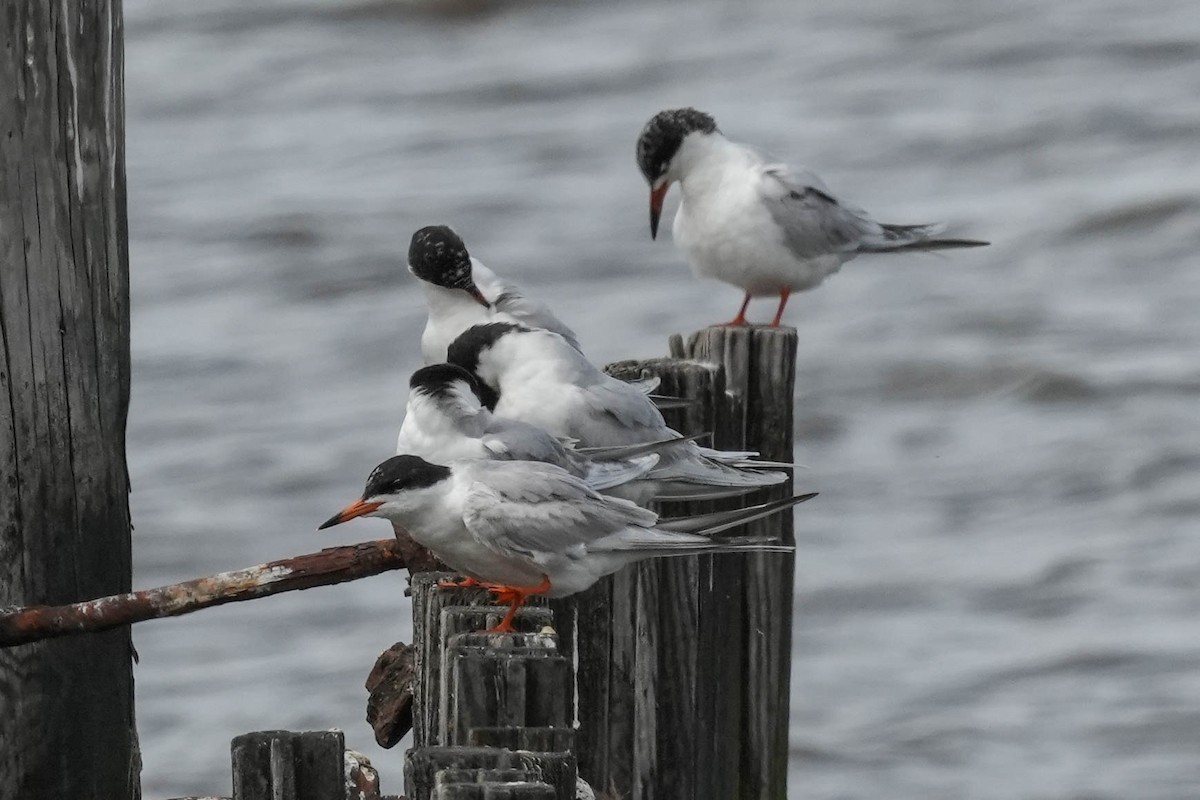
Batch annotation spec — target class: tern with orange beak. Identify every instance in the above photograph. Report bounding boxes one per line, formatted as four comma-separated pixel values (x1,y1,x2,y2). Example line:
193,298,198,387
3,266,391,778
636,108,989,326
408,225,581,363
319,454,815,633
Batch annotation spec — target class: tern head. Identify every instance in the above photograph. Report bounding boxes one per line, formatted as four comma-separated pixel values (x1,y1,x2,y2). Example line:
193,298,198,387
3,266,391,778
408,225,491,308
409,362,499,413
318,455,453,529
445,321,529,393
635,108,719,239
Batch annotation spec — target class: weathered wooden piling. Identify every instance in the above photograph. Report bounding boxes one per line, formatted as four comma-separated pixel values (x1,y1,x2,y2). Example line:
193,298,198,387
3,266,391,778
229,729,383,800
0,1,138,798
406,574,577,800
574,326,799,800
232,730,348,800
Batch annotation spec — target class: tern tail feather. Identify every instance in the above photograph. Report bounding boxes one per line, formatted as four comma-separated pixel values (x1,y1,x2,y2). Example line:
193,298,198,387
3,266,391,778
578,433,706,462
595,528,794,557
860,223,990,253
590,492,816,558
583,453,659,491
656,492,818,536
648,481,779,502
649,456,788,490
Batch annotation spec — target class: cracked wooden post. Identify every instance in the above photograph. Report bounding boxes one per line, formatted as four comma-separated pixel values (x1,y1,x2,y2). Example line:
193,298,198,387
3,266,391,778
231,730,346,800
406,575,575,800
575,326,798,800
0,1,139,798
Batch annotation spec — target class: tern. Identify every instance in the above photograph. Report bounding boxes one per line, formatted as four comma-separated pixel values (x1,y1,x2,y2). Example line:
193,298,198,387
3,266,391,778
635,108,989,326
397,363,656,492
407,225,690,410
319,455,816,631
446,322,791,495
408,225,581,363
396,363,759,503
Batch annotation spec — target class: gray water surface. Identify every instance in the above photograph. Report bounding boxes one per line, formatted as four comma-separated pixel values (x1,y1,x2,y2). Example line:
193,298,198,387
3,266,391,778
125,0,1200,796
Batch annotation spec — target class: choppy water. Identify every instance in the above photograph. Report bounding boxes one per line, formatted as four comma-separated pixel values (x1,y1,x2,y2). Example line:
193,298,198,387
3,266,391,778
123,0,1200,796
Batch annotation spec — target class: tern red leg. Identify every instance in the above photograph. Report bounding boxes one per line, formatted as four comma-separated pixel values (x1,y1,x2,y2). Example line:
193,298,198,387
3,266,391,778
482,575,552,633
722,293,752,327
769,289,792,327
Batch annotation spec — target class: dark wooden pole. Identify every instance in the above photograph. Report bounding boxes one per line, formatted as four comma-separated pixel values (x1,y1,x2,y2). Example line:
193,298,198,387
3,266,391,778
231,731,348,800
576,326,798,800
685,326,797,800
0,1,138,798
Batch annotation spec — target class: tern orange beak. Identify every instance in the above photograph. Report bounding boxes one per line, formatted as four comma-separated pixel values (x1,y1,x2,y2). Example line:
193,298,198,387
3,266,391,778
318,498,383,530
649,182,670,240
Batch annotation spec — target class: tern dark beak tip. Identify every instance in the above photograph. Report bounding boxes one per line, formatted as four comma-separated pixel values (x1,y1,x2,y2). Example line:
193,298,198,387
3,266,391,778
649,183,670,240
317,498,382,531
467,285,492,309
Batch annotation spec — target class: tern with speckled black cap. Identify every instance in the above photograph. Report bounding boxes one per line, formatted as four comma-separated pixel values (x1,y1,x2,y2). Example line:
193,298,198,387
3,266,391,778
407,225,581,363
635,108,989,326
319,454,815,632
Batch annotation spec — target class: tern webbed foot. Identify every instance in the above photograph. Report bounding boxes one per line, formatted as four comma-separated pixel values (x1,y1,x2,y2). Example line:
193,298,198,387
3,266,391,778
480,576,553,634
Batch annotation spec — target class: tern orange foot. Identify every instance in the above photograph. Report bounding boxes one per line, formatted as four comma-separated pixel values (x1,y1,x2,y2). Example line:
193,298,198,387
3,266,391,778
769,289,792,327
481,576,552,633
437,575,483,590
721,293,753,327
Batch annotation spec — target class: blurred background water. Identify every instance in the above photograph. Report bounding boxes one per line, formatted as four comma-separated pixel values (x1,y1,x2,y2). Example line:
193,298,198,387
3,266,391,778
123,0,1200,796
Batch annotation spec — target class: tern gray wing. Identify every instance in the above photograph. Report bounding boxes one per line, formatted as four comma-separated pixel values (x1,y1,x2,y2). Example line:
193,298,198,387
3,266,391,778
760,163,988,256
481,416,583,470
493,288,582,352
479,418,658,491
759,163,884,258
556,377,787,490
624,375,661,394
460,460,657,558
569,377,673,446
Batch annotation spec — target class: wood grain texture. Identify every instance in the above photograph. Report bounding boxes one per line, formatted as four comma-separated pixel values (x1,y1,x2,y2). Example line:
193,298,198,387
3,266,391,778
230,730,344,800
0,1,137,798
409,574,554,749
578,331,798,800
407,576,576,800
445,632,570,745
687,326,797,800
410,749,516,800
406,747,571,800
575,358,724,800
